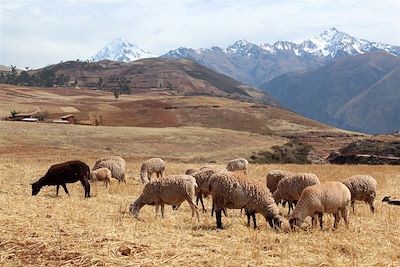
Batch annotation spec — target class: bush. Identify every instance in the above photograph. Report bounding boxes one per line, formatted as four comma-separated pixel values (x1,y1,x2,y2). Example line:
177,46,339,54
249,139,313,164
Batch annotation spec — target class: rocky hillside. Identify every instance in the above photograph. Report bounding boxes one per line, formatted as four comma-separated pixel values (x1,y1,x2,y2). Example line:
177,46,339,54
261,51,400,134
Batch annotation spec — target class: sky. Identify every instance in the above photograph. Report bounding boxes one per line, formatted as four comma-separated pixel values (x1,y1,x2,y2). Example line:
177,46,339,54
1,0,399,69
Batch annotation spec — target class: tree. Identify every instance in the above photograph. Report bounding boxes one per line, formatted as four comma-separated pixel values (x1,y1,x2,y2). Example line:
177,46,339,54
10,110,18,118
98,77,104,89
113,88,120,100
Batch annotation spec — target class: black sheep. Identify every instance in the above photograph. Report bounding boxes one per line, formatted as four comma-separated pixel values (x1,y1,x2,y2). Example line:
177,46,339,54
31,160,91,197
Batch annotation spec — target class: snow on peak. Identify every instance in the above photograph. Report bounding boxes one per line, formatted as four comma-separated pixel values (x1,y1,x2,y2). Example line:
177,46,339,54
225,39,258,55
300,28,380,57
91,38,157,62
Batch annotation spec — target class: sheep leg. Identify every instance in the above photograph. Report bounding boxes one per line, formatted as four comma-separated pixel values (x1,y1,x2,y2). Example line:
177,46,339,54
216,209,223,229
318,212,323,229
199,195,206,212
186,198,200,222
368,200,375,213
155,206,159,217
61,184,69,195
342,206,350,229
223,208,228,217
351,200,355,213
56,185,60,196
252,212,256,229
245,210,251,227
161,204,165,219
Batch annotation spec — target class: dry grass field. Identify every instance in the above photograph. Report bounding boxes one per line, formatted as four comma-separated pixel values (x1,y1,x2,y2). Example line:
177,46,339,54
0,121,399,266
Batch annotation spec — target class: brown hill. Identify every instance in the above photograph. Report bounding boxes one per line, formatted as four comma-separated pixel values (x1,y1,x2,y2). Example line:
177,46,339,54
0,83,364,159
29,58,277,105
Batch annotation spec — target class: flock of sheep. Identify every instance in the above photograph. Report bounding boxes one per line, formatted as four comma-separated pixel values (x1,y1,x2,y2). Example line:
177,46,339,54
31,156,385,230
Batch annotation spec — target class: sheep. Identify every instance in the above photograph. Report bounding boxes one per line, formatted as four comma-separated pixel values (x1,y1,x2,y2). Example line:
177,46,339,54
226,158,249,175
140,158,165,184
185,168,199,175
341,175,377,213
190,167,227,212
382,196,400,206
31,160,91,197
130,174,199,221
272,173,320,214
93,156,126,183
209,172,283,229
289,181,351,229
89,167,112,188
266,170,292,194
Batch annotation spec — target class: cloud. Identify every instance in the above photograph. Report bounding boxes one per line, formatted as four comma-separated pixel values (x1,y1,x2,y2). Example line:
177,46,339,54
1,0,399,68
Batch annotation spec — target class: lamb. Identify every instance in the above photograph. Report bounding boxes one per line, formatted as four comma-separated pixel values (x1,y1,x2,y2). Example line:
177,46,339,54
31,160,91,197
130,175,199,221
289,181,351,229
209,172,283,229
190,167,226,212
341,175,377,213
93,156,126,183
226,158,249,175
272,173,320,214
140,158,165,184
89,167,112,188
382,196,400,206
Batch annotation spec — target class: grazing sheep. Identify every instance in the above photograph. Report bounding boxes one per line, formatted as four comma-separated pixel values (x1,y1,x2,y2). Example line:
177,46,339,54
130,175,199,221
210,172,283,229
273,173,320,214
140,158,165,184
185,168,199,175
31,160,90,197
289,181,351,229
89,167,112,188
342,175,377,213
266,170,292,194
190,167,227,212
226,158,249,175
382,196,400,206
93,156,126,183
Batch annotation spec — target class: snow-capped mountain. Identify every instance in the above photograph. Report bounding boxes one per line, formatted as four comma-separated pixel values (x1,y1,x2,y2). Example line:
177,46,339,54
91,38,157,62
163,28,400,86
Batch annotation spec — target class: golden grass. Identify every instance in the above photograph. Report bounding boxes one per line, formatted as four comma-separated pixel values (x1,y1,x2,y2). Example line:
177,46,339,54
0,118,399,266
1,156,399,266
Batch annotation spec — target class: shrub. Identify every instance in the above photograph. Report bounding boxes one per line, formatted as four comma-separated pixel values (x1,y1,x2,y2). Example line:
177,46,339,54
249,139,313,164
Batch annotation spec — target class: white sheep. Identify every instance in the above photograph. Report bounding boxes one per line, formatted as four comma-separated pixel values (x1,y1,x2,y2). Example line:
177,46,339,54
289,181,351,229
140,158,165,184
210,171,283,229
130,174,199,221
272,173,320,214
226,158,249,175
89,167,112,188
341,175,377,213
93,156,126,183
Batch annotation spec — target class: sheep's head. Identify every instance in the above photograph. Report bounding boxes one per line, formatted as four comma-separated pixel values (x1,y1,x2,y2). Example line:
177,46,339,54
31,182,41,196
272,191,281,203
140,171,149,184
289,217,303,229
